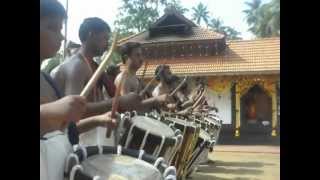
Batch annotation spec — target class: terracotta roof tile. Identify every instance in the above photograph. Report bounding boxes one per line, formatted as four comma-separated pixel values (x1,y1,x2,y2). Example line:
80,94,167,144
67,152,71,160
118,27,225,46
120,38,280,77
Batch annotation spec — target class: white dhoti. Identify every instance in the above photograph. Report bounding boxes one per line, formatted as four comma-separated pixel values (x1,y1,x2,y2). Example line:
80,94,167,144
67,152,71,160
79,127,115,147
40,131,72,180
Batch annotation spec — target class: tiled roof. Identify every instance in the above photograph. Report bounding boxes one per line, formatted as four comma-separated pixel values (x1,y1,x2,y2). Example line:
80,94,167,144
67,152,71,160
120,38,280,77
117,27,225,46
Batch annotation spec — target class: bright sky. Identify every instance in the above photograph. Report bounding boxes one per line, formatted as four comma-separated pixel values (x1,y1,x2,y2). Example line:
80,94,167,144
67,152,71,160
58,0,272,44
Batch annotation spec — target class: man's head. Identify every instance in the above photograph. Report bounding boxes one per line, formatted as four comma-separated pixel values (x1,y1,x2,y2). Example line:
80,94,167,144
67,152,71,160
155,64,173,84
119,42,143,72
79,17,111,56
40,0,66,61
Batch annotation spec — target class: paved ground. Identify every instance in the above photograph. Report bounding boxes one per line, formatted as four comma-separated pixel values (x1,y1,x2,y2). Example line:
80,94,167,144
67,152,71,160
189,145,280,180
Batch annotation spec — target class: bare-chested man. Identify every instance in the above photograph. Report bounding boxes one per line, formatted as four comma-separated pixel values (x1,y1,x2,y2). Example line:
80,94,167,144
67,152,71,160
40,1,116,179
51,17,144,146
115,42,143,95
115,43,170,112
152,65,189,112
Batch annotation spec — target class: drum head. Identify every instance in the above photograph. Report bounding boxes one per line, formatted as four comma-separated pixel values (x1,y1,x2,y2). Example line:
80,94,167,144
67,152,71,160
81,154,162,180
131,116,174,137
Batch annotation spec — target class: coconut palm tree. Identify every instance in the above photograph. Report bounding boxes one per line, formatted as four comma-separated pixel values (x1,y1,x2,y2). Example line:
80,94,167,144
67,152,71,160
209,18,242,40
192,2,210,26
209,18,224,32
244,0,279,37
243,0,262,34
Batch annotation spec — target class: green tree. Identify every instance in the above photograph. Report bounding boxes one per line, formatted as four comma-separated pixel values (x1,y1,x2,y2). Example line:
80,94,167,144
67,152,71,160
165,0,188,15
243,0,262,33
209,18,242,40
243,0,280,37
115,0,172,35
191,2,210,26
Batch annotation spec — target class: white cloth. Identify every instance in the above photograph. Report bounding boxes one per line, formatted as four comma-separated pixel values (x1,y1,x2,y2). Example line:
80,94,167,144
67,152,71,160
79,127,115,147
41,130,72,180
40,142,48,180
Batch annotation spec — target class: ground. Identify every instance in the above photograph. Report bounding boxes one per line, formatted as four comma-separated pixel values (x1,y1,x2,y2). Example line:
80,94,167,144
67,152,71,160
189,145,280,180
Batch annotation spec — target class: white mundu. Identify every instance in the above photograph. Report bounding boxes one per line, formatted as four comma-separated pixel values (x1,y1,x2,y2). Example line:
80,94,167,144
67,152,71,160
41,130,72,180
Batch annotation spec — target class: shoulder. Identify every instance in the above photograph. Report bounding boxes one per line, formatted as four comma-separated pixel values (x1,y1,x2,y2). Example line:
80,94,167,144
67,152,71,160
115,72,125,83
64,55,90,78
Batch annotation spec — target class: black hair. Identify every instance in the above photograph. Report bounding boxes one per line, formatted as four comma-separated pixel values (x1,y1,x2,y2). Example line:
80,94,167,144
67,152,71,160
155,64,170,81
118,42,141,64
106,64,120,77
79,17,111,43
40,0,67,19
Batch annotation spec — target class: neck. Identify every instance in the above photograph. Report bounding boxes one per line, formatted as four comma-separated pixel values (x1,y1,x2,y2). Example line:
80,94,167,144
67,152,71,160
79,45,95,62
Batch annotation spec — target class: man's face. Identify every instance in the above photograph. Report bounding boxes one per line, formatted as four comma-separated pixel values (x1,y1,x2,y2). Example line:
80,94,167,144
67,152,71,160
128,47,144,71
90,31,110,56
162,67,173,83
40,17,64,60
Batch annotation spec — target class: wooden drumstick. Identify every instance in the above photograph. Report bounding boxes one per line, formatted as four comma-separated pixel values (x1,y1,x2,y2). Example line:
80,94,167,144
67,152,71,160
169,76,187,97
106,70,128,138
139,76,157,97
138,63,167,97
80,31,119,97
192,88,206,109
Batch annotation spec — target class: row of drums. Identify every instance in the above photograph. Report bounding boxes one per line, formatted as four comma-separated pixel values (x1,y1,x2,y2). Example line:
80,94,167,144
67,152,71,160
64,111,222,180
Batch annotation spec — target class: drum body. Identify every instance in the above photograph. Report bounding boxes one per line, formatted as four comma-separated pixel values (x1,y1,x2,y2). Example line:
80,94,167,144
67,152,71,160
64,145,177,180
186,129,215,177
160,114,200,179
119,112,183,164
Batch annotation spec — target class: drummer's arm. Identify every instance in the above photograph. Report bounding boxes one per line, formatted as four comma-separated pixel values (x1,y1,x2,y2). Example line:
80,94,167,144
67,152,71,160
135,94,168,113
76,116,101,134
84,100,113,117
40,106,58,136
76,112,117,134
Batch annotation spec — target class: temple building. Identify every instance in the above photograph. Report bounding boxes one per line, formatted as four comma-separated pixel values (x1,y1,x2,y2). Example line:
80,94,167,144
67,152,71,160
118,8,280,138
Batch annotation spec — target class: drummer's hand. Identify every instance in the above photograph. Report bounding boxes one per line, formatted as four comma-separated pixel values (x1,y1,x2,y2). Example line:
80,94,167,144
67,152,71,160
166,103,177,111
96,111,118,129
155,94,169,104
41,95,87,130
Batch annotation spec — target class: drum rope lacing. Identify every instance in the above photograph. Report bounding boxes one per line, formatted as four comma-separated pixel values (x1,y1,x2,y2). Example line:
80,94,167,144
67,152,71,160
154,135,165,158
140,130,150,150
70,165,83,180
66,144,178,180
125,124,135,148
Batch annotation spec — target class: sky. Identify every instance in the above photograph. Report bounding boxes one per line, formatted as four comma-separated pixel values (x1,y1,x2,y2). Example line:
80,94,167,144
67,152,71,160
57,0,272,44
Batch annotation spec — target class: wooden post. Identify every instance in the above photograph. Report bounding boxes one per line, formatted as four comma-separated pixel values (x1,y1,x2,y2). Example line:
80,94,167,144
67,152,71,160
271,83,278,136
235,83,241,137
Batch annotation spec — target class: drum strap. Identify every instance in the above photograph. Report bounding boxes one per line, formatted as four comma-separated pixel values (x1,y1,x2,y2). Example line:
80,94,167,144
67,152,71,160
41,72,79,145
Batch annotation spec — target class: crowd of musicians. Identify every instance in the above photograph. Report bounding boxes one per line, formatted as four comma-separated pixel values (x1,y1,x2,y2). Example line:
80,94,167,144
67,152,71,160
41,1,220,180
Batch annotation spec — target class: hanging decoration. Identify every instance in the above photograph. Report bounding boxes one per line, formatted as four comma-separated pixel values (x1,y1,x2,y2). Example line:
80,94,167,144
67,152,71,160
208,78,232,94
235,76,277,97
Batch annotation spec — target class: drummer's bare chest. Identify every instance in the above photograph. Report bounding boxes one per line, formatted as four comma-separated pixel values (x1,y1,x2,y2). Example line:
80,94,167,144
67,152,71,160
126,76,140,92
40,74,58,104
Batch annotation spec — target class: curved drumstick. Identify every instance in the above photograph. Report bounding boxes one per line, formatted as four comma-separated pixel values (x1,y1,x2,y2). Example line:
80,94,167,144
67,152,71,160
80,31,119,97
139,63,167,97
169,76,187,97
192,88,206,109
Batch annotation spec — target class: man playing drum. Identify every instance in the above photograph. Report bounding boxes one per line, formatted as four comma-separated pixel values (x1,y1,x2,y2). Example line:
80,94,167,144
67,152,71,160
50,17,145,146
40,1,117,179
115,42,169,112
